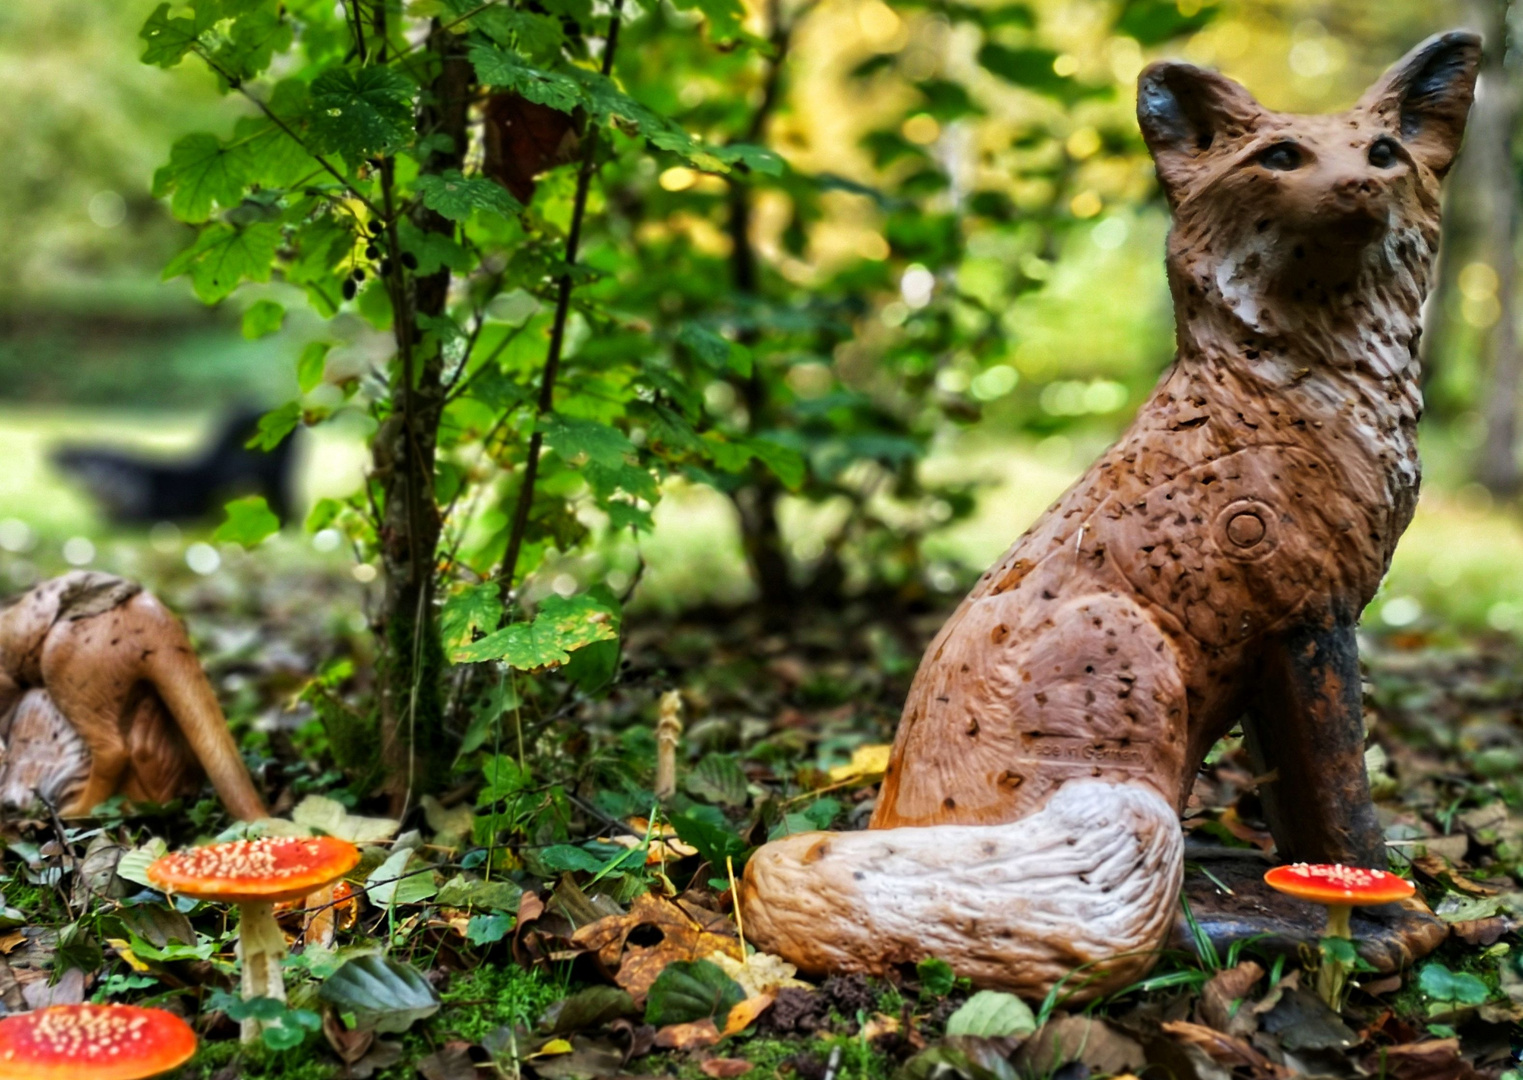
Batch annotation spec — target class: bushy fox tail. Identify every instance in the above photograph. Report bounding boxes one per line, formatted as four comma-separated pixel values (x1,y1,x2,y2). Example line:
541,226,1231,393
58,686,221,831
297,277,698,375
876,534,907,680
145,638,267,822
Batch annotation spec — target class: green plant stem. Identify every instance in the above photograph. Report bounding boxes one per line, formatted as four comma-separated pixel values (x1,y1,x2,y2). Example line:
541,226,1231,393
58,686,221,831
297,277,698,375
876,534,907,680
494,0,626,612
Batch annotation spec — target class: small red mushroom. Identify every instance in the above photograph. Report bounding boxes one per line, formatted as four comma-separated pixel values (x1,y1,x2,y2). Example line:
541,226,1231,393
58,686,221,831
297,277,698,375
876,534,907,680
0,1003,197,1080
1263,862,1415,1007
148,835,360,1042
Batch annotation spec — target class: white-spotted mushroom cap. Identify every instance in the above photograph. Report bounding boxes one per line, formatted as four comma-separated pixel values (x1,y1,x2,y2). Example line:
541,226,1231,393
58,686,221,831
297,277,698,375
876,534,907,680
0,1003,197,1080
1263,863,1415,906
146,835,361,905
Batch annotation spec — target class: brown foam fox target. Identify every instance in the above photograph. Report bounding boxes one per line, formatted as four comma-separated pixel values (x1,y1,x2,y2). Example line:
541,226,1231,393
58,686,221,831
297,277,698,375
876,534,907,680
743,32,1481,998
0,572,266,820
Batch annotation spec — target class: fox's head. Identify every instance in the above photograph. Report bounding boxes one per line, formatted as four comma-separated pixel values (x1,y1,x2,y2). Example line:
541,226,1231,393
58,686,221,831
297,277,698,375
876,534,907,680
1136,32,1481,374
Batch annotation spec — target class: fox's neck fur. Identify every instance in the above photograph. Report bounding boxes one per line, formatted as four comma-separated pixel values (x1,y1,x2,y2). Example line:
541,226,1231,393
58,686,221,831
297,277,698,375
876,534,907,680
1156,201,1441,523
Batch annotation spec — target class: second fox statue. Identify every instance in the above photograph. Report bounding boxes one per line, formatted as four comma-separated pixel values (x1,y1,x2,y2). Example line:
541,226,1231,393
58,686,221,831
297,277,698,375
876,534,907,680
743,31,1481,997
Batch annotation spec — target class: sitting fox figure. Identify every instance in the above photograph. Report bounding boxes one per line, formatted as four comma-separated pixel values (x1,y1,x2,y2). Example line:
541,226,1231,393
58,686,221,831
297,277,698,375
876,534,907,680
743,33,1481,998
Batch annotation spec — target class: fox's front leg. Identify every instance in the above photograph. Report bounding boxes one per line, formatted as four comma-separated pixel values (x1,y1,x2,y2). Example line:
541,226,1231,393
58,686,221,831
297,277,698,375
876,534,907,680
742,781,1183,1000
1242,619,1385,868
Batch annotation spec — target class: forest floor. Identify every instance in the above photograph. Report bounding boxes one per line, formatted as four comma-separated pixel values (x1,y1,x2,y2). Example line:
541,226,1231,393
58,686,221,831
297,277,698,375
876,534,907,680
4,553,1523,1080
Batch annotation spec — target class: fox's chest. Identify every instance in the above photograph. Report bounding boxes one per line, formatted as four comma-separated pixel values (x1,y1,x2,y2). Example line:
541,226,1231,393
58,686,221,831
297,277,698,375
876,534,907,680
1079,442,1395,648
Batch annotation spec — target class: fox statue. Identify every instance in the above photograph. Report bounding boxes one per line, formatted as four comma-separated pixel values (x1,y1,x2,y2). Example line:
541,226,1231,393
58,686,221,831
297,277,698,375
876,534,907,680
743,32,1481,998
0,573,266,821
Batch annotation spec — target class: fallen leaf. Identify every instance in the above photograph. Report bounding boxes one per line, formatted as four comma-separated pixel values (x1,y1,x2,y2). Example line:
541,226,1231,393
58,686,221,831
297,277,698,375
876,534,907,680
417,1042,477,1080
723,993,776,1036
861,1012,901,1041
1013,1017,1143,1076
654,1017,722,1050
21,967,84,1010
571,892,740,1004
1199,960,1263,1037
701,1059,755,1078
1161,1020,1288,1078
827,744,892,783
1362,1039,1485,1080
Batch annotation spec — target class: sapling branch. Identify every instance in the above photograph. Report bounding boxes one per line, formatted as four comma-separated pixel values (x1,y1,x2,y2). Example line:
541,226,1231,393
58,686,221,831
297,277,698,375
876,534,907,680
496,0,627,611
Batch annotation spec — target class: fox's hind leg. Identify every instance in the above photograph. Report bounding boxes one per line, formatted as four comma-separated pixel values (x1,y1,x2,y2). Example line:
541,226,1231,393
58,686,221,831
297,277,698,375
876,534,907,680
1241,619,1385,867
742,780,1182,999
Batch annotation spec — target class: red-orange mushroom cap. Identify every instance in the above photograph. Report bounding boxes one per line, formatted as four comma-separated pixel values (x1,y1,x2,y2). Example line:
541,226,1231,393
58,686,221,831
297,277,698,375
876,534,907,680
1263,863,1415,906
0,1004,197,1080
146,835,361,904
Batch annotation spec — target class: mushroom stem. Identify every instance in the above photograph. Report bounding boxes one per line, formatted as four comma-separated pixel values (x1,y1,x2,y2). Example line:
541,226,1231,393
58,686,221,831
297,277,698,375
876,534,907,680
1316,903,1354,1010
1324,903,1352,940
237,901,288,1043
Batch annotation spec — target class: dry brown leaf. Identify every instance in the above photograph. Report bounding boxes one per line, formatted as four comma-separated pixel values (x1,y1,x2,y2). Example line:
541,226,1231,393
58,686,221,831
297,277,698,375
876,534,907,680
700,1059,755,1078
1013,1017,1144,1076
1362,1039,1485,1080
722,993,776,1036
1161,1020,1288,1078
654,1018,722,1050
1199,960,1264,1036
571,892,740,1004
482,92,580,204
860,1013,901,1041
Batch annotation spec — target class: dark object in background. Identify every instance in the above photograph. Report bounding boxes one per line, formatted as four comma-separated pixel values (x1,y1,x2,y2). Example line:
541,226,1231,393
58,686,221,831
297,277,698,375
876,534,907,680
482,91,580,204
52,407,296,524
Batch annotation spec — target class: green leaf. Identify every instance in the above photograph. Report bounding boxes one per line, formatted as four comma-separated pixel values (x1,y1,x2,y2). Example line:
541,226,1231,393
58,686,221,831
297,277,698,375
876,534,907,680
365,848,438,908
917,957,956,996
976,44,1075,97
644,959,745,1027
677,324,734,371
1418,963,1491,1006
944,991,1036,1037
468,45,582,112
154,133,253,223
243,299,286,340
466,912,514,945
435,875,524,911
115,840,169,891
296,341,332,393
685,754,748,807
669,0,744,39
309,66,417,161
451,593,619,668
214,495,281,546
670,812,747,870
1115,0,1218,46
746,437,805,490
441,583,506,651
479,754,529,804
541,987,637,1034
541,414,635,468
416,170,522,221
163,222,280,303
139,3,204,67
319,955,441,1034
211,7,291,82
251,401,301,451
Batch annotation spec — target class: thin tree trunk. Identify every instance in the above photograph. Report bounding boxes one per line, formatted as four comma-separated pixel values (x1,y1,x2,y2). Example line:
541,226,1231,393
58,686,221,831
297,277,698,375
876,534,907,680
1475,0,1522,494
375,23,471,808
726,0,809,614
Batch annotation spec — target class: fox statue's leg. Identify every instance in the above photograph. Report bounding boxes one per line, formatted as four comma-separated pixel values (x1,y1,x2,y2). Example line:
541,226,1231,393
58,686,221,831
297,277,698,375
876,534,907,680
742,780,1182,998
1241,619,1385,868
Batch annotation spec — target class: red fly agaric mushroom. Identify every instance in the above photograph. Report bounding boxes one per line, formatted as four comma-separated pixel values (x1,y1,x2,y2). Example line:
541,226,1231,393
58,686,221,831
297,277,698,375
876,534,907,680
1264,863,1415,1007
0,1003,197,1080
147,835,360,1041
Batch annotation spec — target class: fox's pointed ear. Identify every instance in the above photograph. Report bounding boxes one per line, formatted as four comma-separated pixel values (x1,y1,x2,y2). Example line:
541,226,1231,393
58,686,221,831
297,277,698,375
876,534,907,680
1359,31,1481,177
1137,63,1263,201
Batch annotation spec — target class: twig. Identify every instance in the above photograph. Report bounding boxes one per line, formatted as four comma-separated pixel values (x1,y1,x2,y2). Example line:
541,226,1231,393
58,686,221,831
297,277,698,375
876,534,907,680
494,0,627,611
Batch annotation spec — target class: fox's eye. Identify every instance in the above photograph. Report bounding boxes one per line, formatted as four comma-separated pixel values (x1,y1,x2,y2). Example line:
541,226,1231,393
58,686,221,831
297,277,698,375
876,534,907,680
1258,143,1304,171
1368,138,1398,168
